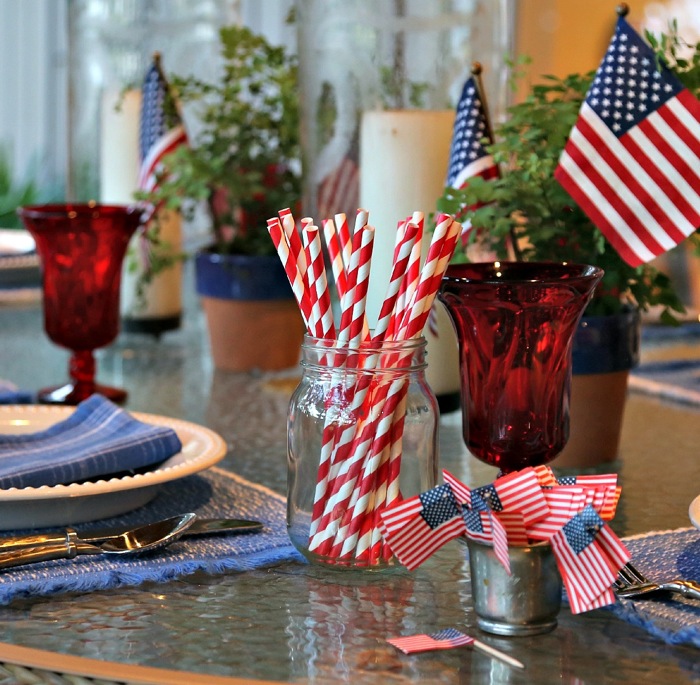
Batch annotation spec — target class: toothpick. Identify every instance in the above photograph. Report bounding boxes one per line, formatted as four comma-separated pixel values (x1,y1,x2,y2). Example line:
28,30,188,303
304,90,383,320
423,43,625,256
472,639,525,670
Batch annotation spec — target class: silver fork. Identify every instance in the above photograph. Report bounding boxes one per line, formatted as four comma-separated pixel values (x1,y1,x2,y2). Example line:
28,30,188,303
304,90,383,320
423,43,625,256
614,561,700,600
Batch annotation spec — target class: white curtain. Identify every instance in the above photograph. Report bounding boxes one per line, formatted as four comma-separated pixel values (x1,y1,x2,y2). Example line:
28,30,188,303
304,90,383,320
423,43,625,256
0,0,293,204
0,0,68,199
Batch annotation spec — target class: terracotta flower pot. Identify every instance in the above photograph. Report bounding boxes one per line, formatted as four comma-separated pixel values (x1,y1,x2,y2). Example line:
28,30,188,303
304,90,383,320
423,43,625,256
194,251,304,372
554,308,641,469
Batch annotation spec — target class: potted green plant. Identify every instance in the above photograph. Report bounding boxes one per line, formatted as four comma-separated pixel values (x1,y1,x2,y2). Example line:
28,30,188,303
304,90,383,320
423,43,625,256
437,27,699,467
139,25,304,372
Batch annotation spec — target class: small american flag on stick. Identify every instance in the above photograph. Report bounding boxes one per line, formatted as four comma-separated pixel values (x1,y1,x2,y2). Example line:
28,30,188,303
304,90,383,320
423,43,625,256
446,65,500,247
555,11,700,267
138,52,188,196
379,483,466,571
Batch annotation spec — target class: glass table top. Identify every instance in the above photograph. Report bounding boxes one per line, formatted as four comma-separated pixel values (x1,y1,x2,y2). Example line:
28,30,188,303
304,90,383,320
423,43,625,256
0,274,699,684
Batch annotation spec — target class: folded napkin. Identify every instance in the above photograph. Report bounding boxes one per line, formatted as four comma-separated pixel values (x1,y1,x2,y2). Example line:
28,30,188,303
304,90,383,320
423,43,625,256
0,467,303,605
607,528,700,648
0,380,33,405
0,394,182,489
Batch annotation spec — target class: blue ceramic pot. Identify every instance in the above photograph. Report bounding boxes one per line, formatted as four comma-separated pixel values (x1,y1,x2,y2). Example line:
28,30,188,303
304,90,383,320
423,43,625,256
572,308,641,375
194,251,294,301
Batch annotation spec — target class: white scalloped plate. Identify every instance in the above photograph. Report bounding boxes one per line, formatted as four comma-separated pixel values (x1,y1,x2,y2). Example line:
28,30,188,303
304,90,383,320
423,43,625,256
690,494,700,531
0,405,227,530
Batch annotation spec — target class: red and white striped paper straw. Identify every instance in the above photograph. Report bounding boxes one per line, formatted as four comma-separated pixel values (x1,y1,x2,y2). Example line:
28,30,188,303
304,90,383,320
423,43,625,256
266,217,313,332
302,223,335,339
322,218,348,300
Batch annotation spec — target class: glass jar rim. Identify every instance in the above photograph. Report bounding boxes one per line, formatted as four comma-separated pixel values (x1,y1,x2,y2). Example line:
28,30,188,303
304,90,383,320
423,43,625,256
301,334,427,354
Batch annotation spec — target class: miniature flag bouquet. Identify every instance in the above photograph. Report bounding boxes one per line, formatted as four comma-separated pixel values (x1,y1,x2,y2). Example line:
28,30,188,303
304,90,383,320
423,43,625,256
380,465,631,615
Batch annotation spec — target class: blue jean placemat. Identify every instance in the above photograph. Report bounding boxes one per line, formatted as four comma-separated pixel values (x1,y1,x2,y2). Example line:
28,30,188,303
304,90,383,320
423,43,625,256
630,360,700,406
606,527,700,647
0,466,305,605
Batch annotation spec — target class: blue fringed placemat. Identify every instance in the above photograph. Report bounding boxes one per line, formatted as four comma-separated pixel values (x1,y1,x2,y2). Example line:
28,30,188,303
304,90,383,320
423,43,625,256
630,359,700,406
0,466,305,605
607,527,700,647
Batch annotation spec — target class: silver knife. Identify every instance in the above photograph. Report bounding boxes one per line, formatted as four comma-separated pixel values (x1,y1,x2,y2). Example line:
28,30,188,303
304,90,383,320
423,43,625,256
0,517,264,553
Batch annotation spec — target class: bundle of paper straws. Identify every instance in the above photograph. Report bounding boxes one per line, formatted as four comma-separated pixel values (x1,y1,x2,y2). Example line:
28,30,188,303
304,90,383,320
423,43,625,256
267,207,461,565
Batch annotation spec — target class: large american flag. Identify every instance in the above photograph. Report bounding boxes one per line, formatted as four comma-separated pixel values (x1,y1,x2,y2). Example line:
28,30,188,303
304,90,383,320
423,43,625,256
138,54,188,195
555,16,700,267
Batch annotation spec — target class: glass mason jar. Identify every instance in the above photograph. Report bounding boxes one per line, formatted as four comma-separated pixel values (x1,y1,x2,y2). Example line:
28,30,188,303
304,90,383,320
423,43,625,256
287,335,439,569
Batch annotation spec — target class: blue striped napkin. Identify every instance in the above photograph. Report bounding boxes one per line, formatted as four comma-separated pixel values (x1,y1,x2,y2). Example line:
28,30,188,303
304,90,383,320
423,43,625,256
0,394,182,489
0,380,33,404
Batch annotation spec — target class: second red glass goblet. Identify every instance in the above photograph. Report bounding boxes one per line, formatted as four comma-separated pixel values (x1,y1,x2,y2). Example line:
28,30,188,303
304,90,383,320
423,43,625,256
438,262,603,473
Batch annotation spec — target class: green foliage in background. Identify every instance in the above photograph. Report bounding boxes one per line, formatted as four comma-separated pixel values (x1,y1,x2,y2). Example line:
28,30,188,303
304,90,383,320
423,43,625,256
437,36,697,322
138,25,301,257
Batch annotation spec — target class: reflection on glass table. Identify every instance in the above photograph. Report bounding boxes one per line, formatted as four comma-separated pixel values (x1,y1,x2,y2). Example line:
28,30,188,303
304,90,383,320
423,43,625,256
0,266,698,684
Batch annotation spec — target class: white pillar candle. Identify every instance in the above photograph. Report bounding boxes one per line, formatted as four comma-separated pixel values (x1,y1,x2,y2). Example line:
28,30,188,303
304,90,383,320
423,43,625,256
359,109,460,399
100,88,141,203
100,88,183,325
120,208,183,320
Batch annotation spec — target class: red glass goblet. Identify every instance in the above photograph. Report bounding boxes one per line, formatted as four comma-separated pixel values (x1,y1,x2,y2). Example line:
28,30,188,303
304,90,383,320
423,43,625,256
438,262,603,473
18,203,143,405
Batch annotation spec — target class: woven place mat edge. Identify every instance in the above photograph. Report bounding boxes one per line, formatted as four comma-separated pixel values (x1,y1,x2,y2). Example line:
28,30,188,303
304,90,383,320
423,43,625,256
623,526,696,541
209,465,287,504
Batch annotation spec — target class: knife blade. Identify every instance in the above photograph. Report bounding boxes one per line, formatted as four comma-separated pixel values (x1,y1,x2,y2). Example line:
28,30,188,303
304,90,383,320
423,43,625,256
0,517,264,552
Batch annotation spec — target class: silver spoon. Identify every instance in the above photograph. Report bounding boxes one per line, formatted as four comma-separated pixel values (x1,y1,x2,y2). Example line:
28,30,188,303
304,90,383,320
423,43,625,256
0,512,196,571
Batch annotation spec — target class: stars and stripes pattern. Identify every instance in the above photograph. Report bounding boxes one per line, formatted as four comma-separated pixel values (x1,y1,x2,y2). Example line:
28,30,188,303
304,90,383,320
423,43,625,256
555,16,700,267
379,484,466,571
379,466,628,612
387,628,474,654
446,76,499,190
472,467,550,526
551,505,630,614
138,54,188,195
446,75,501,247
442,469,472,506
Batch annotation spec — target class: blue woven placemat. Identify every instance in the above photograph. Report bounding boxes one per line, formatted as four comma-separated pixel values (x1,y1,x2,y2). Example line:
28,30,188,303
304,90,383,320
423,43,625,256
0,466,305,605
607,527,700,647
630,359,700,406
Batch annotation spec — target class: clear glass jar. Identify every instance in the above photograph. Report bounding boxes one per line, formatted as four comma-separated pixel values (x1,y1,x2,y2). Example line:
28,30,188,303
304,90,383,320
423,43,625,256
287,335,439,569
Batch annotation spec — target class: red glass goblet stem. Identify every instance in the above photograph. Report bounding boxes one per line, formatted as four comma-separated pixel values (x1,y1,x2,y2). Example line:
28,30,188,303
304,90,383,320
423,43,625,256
18,203,143,406
438,262,603,473
68,349,97,403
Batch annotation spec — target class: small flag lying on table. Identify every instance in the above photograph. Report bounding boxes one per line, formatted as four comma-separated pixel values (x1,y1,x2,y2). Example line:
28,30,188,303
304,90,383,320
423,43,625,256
554,15,700,267
387,628,474,654
387,628,525,669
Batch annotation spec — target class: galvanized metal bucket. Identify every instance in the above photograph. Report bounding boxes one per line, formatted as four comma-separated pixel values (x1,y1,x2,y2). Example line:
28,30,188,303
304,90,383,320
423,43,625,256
467,538,562,636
